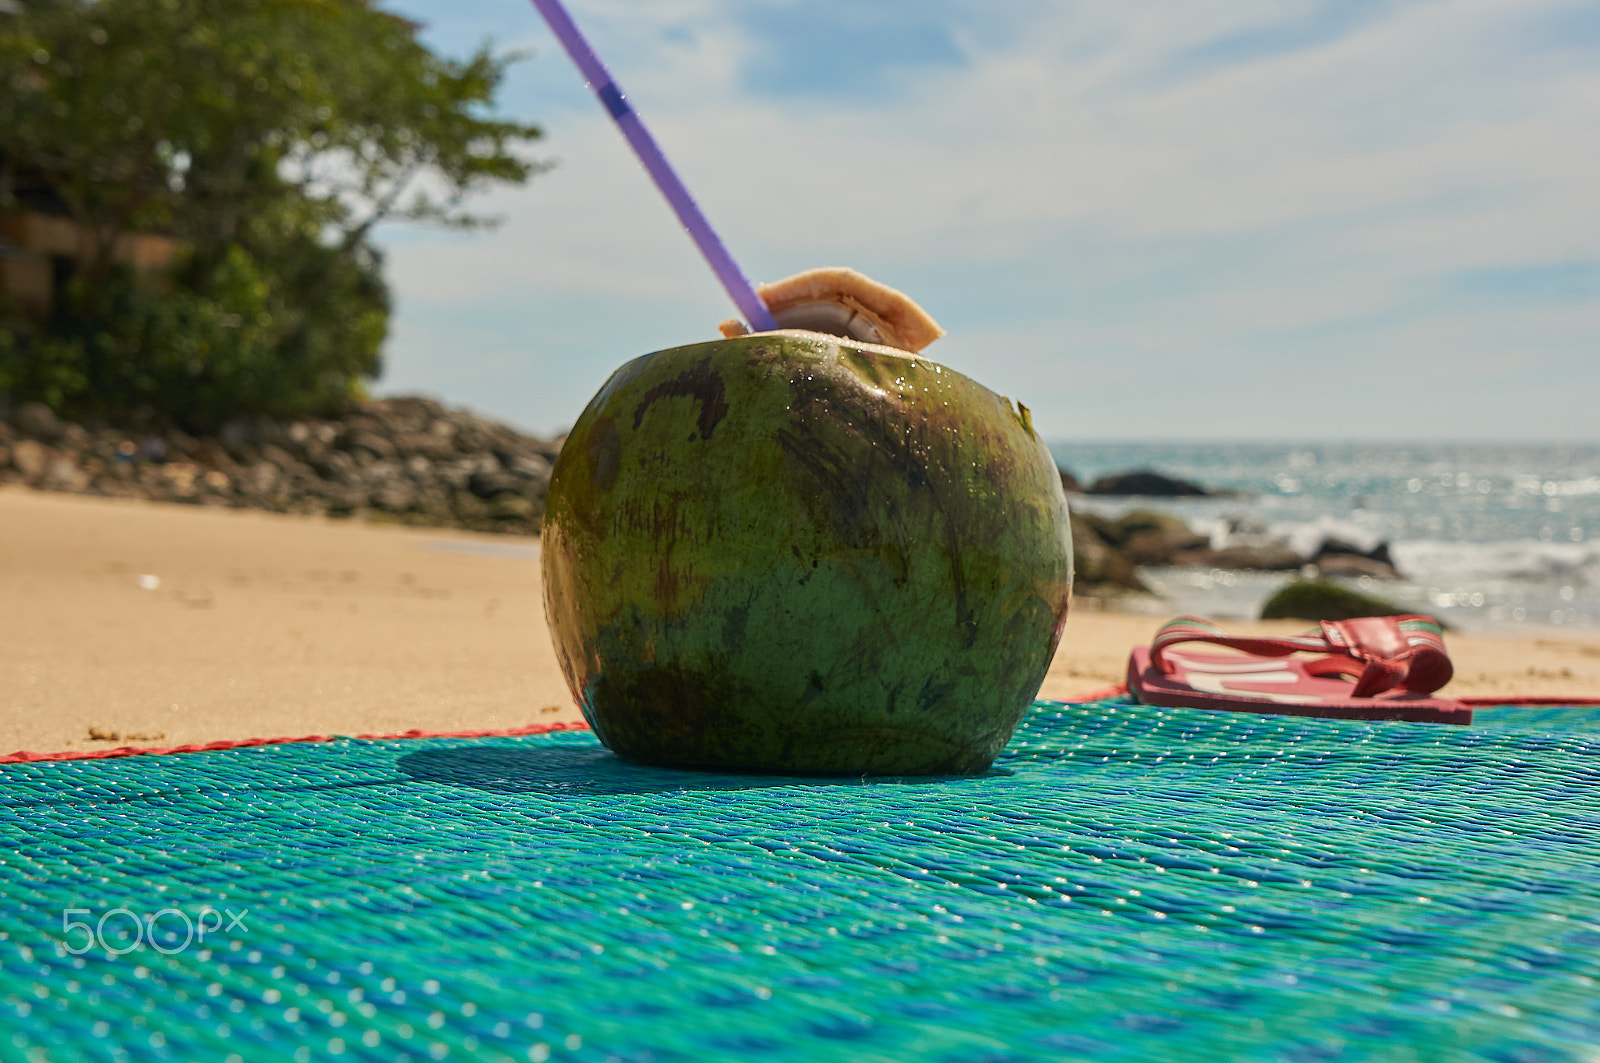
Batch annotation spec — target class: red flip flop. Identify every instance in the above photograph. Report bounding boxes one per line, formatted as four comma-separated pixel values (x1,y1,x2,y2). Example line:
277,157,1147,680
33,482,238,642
1127,615,1472,725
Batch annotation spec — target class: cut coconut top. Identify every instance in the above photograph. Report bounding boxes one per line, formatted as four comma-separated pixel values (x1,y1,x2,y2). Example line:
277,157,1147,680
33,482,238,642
718,267,945,353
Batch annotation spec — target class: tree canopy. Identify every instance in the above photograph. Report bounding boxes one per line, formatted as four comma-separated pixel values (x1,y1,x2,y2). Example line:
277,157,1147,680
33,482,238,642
0,0,546,427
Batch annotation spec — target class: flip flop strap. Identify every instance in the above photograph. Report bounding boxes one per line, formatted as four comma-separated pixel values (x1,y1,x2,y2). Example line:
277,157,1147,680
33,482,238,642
1320,616,1453,696
1149,615,1453,697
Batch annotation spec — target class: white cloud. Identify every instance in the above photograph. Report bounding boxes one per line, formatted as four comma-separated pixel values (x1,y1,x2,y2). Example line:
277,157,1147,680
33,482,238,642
378,0,1600,438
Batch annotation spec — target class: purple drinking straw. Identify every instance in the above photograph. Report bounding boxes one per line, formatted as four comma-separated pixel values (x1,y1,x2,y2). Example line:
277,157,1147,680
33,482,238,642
526,0,780,333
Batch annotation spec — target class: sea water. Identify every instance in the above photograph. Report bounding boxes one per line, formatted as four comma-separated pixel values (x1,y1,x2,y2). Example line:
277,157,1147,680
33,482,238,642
1049,441,1600,633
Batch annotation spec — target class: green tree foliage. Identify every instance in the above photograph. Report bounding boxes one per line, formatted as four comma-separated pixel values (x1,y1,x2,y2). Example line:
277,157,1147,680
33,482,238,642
0,0,544,427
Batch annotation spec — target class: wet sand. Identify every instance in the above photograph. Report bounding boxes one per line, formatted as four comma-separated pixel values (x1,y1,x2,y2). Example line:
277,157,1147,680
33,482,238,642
3,487,1596,756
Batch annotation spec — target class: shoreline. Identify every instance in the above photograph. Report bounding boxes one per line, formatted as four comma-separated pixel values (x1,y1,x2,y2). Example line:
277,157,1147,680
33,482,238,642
3,486,1597,757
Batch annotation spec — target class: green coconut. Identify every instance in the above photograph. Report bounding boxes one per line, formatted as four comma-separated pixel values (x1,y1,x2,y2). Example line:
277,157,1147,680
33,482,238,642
540,331,1073,775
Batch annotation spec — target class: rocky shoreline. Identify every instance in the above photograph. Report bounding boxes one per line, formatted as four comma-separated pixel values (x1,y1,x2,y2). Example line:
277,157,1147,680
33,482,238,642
1062,469,1403,602
0,398,560,536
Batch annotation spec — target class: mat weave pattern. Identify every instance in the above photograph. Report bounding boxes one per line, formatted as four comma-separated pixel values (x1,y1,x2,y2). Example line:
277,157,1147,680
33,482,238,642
3,696,1598,1062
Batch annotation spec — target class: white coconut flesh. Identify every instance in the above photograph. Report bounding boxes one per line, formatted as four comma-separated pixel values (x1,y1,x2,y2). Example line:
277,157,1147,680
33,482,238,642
718,266,945,354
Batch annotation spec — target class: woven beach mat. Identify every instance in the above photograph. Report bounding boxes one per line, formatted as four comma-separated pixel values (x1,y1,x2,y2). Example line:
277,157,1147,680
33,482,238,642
3,696,1598,1062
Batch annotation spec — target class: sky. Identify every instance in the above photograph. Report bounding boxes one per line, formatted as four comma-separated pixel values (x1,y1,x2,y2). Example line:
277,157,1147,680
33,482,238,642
372,0,1600,441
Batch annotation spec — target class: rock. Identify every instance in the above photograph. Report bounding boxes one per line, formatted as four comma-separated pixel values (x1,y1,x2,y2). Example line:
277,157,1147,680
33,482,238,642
453,490,491,523
1260,580,1415,622
58,423,91,453
1124,528,1211,565
164,428,202,461
0,396,564,535
371,482,418,512
1314,554,1400,580
135,435,169,463
1073,510,1123,545
43,454,87,491
346,430,397,461
258,443,298,471
488,494,536,522
1195,543,1307,571
10,439,50,480
1314,537,1397,570
1087,469,1210,496
194,439,238,473
403,455,434,482
1058,467,1082,494
1115,509,1195,540
157,462,201,501
468,469,521,500
13,402,62,441
412,487,454,523
1116,510,1209,565
362,459,403,485
1311,538,1400,579
369,396,443,434
506,454,553,484
313,450,360,485
1069,512,1147,595
218,420,254,460
240,461,280,498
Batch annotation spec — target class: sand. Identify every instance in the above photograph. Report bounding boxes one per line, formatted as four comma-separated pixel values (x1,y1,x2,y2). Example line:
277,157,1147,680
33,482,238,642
3,486,1597,756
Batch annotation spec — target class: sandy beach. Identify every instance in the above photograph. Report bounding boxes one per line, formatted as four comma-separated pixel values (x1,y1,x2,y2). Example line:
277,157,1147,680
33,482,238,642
3,485,1597,756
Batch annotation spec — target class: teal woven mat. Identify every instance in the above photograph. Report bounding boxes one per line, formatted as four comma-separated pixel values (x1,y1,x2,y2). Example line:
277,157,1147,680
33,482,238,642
4,696,1598,1062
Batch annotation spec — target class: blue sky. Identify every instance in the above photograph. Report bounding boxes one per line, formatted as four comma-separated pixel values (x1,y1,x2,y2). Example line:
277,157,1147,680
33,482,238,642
373,0,1599,441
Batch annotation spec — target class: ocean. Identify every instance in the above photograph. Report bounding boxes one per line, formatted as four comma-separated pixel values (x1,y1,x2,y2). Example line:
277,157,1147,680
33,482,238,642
1047,441,1600,633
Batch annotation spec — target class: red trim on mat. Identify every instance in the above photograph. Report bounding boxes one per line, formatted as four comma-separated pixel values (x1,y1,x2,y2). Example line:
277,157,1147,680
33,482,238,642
1070,681,1600,711
1457,695,1600,706
1,720,592,765
7,687,1592,765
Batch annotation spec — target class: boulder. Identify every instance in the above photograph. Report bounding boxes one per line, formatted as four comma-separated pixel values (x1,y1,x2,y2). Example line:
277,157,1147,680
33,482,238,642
10,439,50,481
1313,538,1399,578
370,482,418,513
13,402,62,441
1068,512,1147,596
488,494,536,522
258,443,299,471
1314,554,1400,580
239,461,281,499
1087,469,1210,496
58,423,91,453
346,430,397,461
164,428,202,462
0,396,565,533
42,454,87,492
468,469,522,500
452,490,491,523
1115,510,1209,565
1198,543,1307,571
217,419,255,461
1058,467,1083,494
1260,580,1415,622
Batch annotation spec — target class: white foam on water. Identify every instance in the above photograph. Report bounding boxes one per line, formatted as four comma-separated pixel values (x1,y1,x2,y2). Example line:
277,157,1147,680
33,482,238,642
1058,438,1600,631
